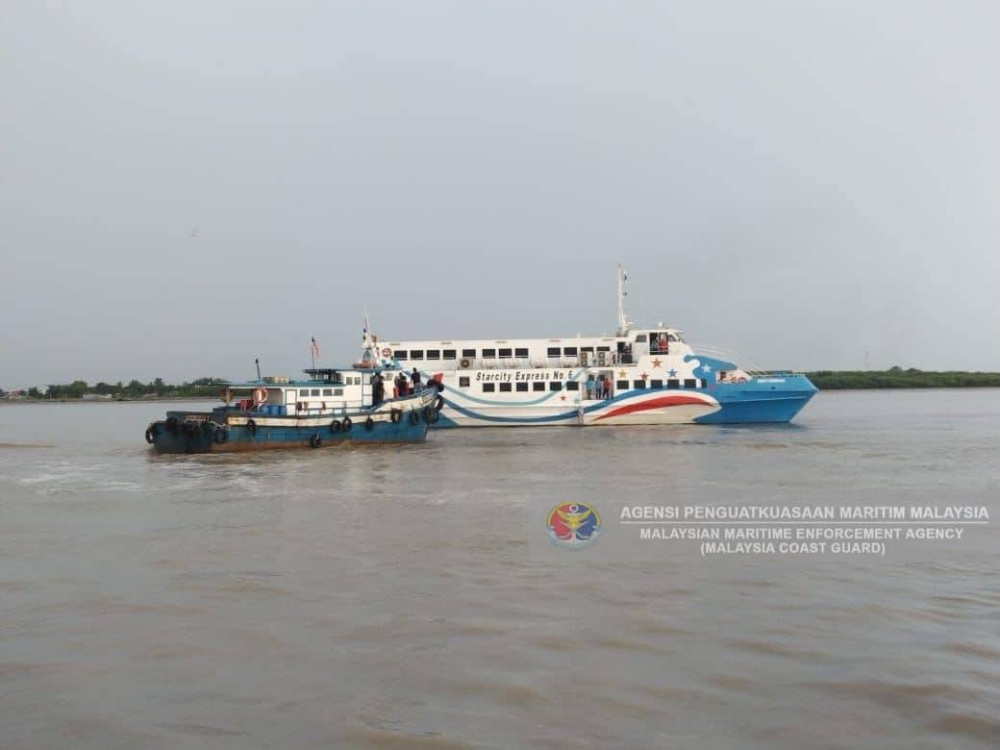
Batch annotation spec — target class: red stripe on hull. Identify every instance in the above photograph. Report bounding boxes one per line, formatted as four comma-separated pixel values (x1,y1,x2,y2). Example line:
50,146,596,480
595,395,711,421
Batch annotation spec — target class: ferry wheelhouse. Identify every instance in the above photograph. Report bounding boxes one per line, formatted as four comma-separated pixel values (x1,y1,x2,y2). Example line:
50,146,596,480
381,267,817,427
145,354,442,454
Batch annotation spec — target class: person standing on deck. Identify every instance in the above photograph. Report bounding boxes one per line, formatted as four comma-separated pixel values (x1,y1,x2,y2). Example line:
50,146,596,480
411,368,422,388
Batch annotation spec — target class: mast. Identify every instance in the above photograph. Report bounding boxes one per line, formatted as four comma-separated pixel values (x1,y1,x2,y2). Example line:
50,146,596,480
616,264,632,336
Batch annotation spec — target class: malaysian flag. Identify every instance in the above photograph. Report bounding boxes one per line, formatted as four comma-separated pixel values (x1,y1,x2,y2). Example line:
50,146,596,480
310,336,320,359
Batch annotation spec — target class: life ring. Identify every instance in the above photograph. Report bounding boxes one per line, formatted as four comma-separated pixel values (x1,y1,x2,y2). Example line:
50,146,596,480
246,418,257,436
221,387,232,404
309,433,322,449
364,416,375,431
144,425,155,444
460,358,472,369
381,347,392,357
253,387,268,405
424,406,439,424
409,409,421,425
342,416,352,431
329,419,341,433
213,426,227,444
390,408,402,424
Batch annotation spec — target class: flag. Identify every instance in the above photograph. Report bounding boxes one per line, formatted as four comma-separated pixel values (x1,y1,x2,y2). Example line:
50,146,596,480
310,336,320,359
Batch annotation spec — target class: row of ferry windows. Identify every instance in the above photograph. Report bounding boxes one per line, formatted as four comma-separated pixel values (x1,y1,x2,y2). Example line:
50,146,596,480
399,346,612,361
461,378,705,392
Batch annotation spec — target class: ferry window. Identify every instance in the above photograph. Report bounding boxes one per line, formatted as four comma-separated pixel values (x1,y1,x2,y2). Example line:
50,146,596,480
581,347,594,353
549,381,562,391
546,347,560,356
532,381,545,392
667,379,680,389
310,389,320,396
498,348,512,358
515,347,529,357
632,380,646,389
409,350,424,360
323,389,333,396
634,334,647,342
334,388,343,396
563,347,578,356
516,382,528,392
396,351,408,360
617,380,629,390
483,383,495,392
443,349,457,360
462,348,476,358
566,381,579,391
684,379,697,389
426,349,440,359
499,382,512,392
299,389,309,397
482,348,496,358
668,334,679,342
459,377,470,388
650,379,663,389
597,346,611,352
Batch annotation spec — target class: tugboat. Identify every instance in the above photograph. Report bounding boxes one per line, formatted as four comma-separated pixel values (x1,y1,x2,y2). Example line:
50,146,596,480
144,336,443,454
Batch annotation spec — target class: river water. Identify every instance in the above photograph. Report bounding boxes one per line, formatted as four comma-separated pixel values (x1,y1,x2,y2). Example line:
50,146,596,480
1,390,998,749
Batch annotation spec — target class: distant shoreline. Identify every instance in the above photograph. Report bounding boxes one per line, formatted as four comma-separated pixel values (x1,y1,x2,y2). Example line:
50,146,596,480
4,369,1000,403
0,397,218,404
805,370,1000,390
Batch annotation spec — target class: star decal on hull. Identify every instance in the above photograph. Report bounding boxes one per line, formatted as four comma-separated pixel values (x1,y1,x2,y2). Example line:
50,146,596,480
652,358,662,368
667,369,678,378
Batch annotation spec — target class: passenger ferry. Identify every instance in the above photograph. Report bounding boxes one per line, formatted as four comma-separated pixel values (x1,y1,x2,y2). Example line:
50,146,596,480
381,266,817,427
144,354,442,453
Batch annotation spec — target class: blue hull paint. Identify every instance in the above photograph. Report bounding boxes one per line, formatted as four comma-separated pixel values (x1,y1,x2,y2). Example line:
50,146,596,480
148,407,428,454
698,375,818,424
693,395,815,424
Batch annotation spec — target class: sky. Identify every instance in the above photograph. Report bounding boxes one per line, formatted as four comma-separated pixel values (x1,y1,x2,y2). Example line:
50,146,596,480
2,1,998,388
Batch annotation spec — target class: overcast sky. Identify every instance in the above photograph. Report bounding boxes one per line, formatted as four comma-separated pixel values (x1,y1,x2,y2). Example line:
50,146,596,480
2,1,997,388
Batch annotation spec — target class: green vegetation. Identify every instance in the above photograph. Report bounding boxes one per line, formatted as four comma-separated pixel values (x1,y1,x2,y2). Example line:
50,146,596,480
37,377,228,400
806,366,1000,390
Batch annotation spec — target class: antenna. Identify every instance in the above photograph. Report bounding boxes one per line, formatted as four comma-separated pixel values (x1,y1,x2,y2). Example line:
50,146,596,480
255,358,261,381
616,264,632,335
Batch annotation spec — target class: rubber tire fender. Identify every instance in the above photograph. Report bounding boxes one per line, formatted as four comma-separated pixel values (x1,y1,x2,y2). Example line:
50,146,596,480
144,425,156,444
341,417,352,432
364,416,375,431
246,418,257,436
409,409,421,426
309,433,322,449
329,419,342,434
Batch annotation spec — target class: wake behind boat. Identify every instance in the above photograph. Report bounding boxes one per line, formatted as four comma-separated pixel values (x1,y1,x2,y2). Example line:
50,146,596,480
381,266,817,427
145,344,443,453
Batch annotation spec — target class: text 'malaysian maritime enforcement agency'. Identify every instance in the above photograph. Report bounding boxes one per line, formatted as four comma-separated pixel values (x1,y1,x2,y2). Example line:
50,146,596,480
619,505,991,556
